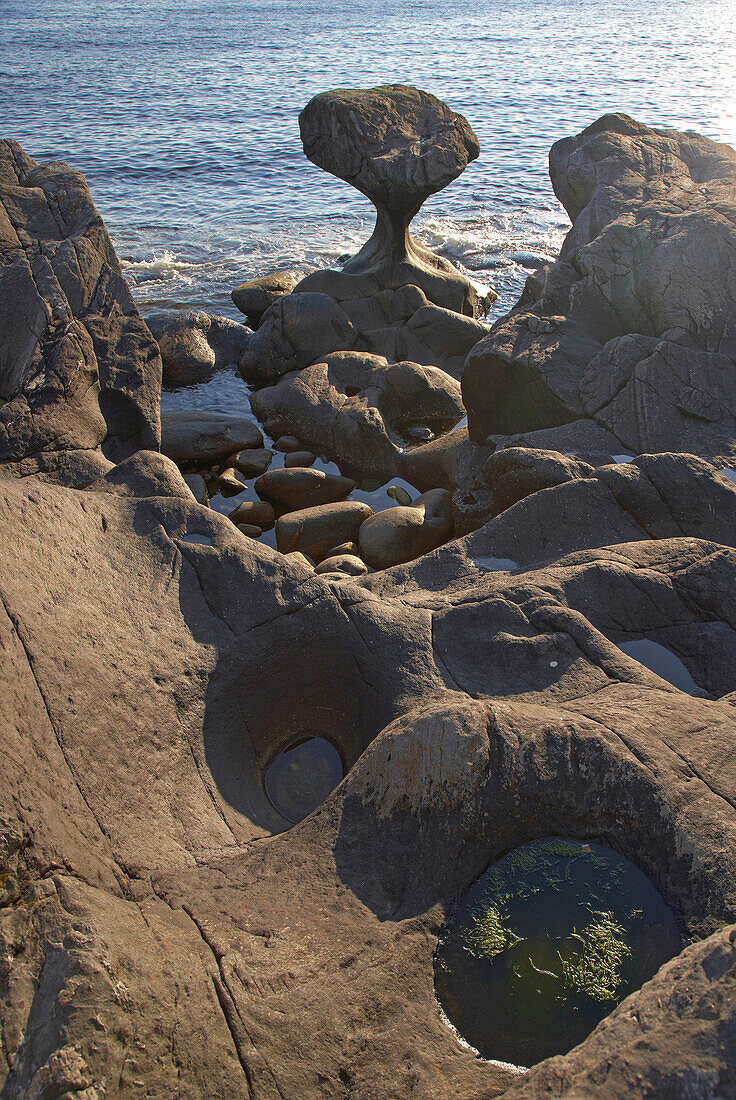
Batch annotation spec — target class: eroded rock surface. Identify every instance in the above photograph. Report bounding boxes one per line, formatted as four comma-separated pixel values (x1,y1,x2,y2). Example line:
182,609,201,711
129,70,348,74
2,123,736,1100
463,114,736,462
0,139,161,469
250,350,464,487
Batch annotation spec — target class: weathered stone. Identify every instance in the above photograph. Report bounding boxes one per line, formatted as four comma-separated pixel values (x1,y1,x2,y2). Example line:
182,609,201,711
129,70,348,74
183,473,209,506
250,351,464,487
240,293,358,382
358,487,454,569
217,466,248,495
160,411,262,468
235,522,262,538
86,450,196,500
275,500,373,559
284,450,316,468
463,114,736,462
228,447,273,476
147,310,251,387
231,269,298,325
254,466,355,510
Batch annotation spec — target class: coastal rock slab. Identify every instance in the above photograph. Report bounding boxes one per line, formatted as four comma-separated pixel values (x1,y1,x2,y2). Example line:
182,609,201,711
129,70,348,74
2,470,736,1097
463,114,736,462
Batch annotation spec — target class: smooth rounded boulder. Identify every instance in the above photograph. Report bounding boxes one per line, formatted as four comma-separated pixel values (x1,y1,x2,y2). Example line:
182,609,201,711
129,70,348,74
147,310,251,387
276,501,373,560
160,411,262,468
231,270,298,326
358,487,454,569
255,467,356,510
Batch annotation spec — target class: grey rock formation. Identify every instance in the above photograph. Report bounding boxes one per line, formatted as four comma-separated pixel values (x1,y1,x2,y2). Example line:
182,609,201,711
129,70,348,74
0,139,161,467
463,114,736,462
250,351,464,487
299,84,487,317
242,282,486,385
147,310,251,387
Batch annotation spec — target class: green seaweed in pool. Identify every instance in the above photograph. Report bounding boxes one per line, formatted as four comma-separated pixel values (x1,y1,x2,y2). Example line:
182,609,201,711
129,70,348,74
434,839,682,1067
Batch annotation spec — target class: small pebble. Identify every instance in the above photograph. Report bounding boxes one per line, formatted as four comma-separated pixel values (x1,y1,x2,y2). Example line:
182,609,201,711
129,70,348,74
218,467,247,495
387,485,412,506
360,478,383,492
404,424,434,443
236,523,262,538
284,451,316,468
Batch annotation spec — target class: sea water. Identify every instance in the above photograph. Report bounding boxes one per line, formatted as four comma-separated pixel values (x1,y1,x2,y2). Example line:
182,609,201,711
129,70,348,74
2,0,736,322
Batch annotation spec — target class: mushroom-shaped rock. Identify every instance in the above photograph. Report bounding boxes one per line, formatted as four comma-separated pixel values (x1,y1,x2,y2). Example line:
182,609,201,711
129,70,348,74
298,85,490,316
358,487,454,569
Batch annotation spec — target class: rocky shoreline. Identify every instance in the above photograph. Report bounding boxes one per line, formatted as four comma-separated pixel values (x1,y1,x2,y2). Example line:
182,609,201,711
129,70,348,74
1,87,735,1098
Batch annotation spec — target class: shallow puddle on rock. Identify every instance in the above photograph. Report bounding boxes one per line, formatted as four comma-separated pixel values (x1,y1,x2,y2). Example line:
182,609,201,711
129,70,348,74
720,467,736,485
472,555,519,572
617,639,702,694
612,453,635,463
434,838,682,1068
264,736,344,823
179,532,215,546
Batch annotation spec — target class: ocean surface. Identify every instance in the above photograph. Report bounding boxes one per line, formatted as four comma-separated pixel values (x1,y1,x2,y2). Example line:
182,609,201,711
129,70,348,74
2,0,736,323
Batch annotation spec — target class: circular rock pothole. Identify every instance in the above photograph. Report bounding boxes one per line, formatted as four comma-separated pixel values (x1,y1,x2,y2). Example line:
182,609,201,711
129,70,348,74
434,838,683,1068
264,736,344,824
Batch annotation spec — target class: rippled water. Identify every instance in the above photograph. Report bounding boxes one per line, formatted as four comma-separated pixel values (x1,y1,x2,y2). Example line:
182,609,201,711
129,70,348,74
3,0,736,320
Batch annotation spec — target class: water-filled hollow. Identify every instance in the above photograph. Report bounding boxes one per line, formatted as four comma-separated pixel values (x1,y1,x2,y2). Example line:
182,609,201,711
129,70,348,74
264,736,344,824
434,838,682,1068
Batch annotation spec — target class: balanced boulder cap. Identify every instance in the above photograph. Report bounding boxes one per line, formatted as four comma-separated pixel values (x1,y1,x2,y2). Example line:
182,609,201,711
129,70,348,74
299,84,479,212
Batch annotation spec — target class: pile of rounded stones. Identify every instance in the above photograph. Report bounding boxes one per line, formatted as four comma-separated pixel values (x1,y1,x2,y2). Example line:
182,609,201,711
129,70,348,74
160,411,456,574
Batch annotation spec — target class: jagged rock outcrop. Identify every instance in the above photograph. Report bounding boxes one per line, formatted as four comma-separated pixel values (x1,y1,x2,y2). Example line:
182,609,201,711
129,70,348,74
463,114,736,462
0,139,161,474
